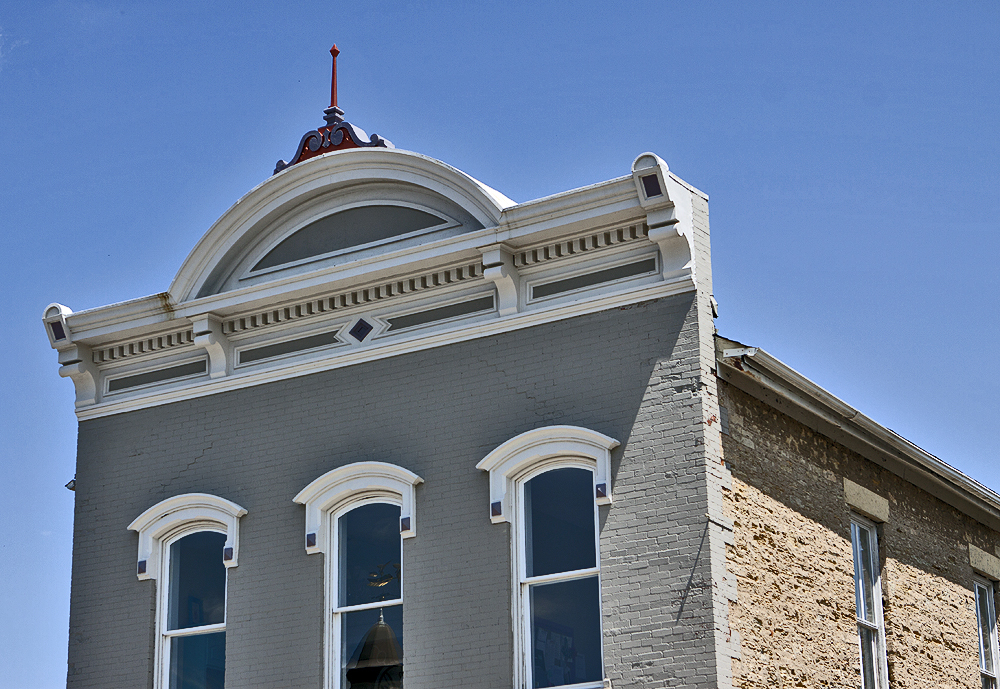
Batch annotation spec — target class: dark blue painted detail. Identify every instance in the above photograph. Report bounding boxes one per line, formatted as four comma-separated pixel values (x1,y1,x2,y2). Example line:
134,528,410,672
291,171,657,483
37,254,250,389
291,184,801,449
349,319,374,342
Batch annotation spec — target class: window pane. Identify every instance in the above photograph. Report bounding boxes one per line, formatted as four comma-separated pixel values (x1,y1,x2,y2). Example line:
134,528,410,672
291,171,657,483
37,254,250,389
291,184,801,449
529,576,602,688
342,605,403,689
984,675,997,689
168,532,227,630
525,468,596,578
978,583,996,674
851,523,876,624
858,625,878,689
339,503,402,608
169,631,225,689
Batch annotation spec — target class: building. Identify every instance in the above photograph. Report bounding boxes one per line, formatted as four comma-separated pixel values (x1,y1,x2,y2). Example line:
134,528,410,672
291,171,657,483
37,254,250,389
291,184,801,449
44,54,999,689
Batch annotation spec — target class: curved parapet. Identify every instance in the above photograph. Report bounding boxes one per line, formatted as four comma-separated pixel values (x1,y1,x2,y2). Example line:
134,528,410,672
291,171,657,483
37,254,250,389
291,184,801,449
170,148,515,301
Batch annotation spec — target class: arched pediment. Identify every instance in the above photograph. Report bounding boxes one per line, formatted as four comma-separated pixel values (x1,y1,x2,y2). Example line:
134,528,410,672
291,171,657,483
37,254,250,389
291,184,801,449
170,148,515,301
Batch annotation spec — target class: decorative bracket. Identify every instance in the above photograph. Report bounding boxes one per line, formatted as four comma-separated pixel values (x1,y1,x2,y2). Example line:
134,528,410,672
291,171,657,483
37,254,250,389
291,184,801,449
631,153,695,282
191,314,229,379
43,304,99,407
481,244,521,316
58,345,99,408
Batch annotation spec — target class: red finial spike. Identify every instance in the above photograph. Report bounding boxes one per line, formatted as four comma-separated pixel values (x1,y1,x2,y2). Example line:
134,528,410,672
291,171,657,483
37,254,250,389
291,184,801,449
329,44,340,108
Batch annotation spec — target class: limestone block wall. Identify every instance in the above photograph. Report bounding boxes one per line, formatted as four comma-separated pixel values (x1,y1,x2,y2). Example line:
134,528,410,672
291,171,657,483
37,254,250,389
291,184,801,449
719,382,999,689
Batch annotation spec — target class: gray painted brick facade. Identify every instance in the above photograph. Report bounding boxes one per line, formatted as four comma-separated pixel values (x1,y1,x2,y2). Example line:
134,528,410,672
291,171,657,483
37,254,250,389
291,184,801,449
68,292,726,688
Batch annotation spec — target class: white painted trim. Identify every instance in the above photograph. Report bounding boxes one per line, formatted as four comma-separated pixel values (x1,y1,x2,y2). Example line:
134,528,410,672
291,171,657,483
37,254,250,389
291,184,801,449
170,149,514,302
293,462,424,554
74,276,695,420
511,459,606,689
476,426,619,524
127,493,247,581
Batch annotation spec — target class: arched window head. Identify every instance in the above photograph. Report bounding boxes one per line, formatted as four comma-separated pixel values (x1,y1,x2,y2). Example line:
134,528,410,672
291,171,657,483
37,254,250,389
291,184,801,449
128,494,245,689
295,462,419,689
479,426,618,689
128,493,247,581
476,425,619,524
292,462,423,555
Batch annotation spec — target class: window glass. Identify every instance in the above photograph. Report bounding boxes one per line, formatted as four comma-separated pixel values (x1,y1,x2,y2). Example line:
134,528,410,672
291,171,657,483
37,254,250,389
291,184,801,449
169,631,226,689
524,468,596,578
529,577,602,688
339,503,402,607
342,606,404,689
168,531,227,630
851,523,876,625
850,519,886,689
336,501,404,689
522,466,603,689
977,580,998,689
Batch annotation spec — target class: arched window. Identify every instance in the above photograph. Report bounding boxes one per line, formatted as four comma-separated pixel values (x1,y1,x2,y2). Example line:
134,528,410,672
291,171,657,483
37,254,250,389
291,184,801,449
161,528,228,689
519,464,603,689
333,499,404,689
478,426,619,689
294,462,422,689
128,493,246,689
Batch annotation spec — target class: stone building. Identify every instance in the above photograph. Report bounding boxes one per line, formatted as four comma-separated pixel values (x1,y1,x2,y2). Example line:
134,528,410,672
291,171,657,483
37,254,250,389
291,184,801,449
44,59,999,689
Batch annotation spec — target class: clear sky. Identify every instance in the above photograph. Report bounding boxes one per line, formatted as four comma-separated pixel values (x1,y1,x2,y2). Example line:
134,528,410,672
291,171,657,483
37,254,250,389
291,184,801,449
1,1,997,686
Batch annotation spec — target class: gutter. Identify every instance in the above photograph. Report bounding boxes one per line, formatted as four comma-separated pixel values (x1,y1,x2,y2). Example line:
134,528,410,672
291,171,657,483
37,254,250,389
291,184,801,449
716,335,1000,533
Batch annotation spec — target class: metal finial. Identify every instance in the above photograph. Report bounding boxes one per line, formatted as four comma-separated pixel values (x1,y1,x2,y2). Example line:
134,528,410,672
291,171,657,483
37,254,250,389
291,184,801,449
329,44,340,108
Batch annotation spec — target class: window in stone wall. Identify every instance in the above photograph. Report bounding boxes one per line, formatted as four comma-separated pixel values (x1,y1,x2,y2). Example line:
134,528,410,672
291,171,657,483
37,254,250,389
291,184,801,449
976,576,999,689
850,517,889,689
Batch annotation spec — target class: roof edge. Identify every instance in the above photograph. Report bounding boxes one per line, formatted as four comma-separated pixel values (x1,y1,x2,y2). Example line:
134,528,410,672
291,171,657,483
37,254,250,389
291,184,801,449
715,334,1000,532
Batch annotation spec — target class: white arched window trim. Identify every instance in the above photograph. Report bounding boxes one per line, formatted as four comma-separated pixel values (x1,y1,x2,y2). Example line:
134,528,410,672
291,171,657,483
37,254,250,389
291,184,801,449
127,493,247,581
476,425,619,524
292,461,423,555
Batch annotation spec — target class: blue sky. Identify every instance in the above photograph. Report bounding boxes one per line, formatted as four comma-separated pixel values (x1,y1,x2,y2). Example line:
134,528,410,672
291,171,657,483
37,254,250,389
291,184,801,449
1,2,997,686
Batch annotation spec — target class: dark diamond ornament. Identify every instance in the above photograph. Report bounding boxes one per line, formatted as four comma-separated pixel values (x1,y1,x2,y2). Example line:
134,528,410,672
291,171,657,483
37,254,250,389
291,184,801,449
349,319,374,342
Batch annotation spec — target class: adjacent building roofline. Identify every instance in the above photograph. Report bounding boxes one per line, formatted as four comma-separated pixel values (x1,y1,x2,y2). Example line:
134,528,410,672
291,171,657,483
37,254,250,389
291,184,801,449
716,334,1000,532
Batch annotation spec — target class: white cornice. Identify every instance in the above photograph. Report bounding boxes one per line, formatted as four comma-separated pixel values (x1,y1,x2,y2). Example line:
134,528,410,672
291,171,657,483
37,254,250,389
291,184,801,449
715,335,1000,532
60,181,649,347
73,276,694,421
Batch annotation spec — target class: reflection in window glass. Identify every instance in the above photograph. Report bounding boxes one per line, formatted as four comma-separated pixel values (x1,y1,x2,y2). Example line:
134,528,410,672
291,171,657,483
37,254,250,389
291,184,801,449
164,530,227,689
342,606,403,689
525,468,596,578
530,577,602,688
335,502,404,689
168,531,227,630
339,503,402,607
169,631,226,689
850,519,886,689
521,467,602,689
977,579,998,689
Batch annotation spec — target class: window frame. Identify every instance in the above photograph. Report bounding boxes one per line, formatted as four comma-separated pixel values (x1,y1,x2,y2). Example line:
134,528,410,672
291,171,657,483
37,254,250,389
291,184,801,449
850,515,889,689
514,459,605,689
976,576,999,689
294,462,422,689
128,493,246,689
155,523,230,689
327,494,405,689
477,426,619,689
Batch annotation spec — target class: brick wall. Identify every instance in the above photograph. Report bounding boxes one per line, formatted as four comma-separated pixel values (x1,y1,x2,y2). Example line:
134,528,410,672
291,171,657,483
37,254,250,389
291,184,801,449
67,292,728,689
720,381,999,689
